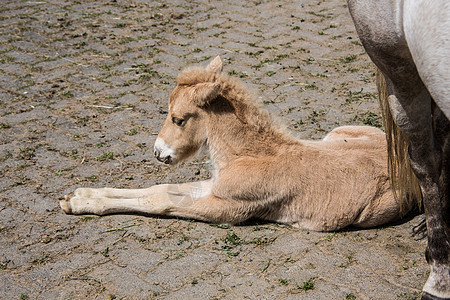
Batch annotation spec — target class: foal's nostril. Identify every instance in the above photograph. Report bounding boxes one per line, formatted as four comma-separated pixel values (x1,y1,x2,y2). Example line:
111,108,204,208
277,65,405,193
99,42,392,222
154,148,171,164
164,156,173,164
155,154,172,164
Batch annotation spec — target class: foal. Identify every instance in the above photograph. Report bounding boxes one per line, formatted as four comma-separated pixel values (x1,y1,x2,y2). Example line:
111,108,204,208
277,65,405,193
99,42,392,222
61,56,410,231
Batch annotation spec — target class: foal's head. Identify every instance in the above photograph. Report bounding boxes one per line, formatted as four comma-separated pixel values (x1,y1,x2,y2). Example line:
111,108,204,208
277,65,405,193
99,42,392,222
154,56,223,165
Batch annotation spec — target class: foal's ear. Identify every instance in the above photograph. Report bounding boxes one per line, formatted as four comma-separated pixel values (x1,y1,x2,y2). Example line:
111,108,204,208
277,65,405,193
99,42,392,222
191,82,221,106
206,56,223,74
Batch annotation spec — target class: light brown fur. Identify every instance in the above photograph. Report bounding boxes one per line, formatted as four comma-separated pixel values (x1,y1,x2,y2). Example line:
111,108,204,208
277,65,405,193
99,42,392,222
61,56,413,231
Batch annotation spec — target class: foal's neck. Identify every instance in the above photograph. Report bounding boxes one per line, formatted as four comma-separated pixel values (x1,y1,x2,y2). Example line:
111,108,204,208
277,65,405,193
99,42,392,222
205,80,296,168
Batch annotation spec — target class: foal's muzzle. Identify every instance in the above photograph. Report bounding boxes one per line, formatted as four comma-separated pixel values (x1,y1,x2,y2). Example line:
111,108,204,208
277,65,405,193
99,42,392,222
154,138,176,165
154,149,172,164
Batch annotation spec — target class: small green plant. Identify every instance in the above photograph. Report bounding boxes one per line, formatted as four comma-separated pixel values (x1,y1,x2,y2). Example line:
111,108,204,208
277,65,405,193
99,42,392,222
345,89,376,104
101,247,109,257
210,224,230,229
274,54,288,61
315,73,328,78
346,293,357,300
308,11,327,18
63,92,74,98
0,56,15,63
298,277,315,291
85,175,98,183
248,237,276,246
361,112,381,128
222,229,241,246
303,57,315,64
305,84,318,90
133,64,158,79
0,261,7,269
125,128,138,136
327,232,337,241
293,120,304,129
340,54,357,63
118,37,134,44
177,235,190,245
17,163,29,170
70,133,82,139
96,152,115,161
245,50,264,57
75,41,87,48
19,147,36,160
32,254,48,265
279,278,290,286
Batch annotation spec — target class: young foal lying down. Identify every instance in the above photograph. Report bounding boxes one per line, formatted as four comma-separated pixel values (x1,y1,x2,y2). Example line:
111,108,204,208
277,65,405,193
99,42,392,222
61,56,412,231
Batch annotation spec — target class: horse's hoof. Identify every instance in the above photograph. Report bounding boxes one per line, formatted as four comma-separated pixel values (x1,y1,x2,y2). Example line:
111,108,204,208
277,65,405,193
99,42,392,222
60,195,73,214
421,292,450,300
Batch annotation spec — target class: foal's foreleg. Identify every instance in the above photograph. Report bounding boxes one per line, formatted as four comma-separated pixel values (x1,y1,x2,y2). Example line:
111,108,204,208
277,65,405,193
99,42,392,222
61,181,212,215
61,181,250,224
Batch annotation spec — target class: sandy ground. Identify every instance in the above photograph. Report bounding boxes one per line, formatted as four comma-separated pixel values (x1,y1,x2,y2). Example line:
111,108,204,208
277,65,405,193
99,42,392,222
0,0,427,299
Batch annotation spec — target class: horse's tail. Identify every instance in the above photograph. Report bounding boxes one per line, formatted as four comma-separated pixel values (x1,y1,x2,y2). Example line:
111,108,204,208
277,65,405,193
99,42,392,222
376,68,422,215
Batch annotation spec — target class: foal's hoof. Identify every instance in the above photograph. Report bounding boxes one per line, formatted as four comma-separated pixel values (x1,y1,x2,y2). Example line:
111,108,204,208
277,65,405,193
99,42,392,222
60,195,73,214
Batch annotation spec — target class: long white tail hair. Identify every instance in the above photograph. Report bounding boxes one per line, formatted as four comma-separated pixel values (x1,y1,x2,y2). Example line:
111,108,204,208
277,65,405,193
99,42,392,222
376,68,422,215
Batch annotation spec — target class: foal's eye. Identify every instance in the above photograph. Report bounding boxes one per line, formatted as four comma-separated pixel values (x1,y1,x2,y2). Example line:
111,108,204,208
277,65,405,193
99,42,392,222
172,117,185,127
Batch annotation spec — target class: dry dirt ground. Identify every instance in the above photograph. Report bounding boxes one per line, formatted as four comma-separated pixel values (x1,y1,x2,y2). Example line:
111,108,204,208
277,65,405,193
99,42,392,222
0,0,428,299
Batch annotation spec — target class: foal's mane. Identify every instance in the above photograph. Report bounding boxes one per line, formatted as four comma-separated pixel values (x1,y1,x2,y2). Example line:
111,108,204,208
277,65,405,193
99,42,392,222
177,66,275,131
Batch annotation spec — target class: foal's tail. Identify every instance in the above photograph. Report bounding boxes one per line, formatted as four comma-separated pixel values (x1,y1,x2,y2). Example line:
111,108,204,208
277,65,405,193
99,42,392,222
376,69,422,215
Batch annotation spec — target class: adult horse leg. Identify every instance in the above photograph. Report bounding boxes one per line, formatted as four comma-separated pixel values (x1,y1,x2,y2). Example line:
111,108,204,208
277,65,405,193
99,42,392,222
434,107,450,231
347,2,449,297
385,79,450,299
421,107,450,300
402,2,450,297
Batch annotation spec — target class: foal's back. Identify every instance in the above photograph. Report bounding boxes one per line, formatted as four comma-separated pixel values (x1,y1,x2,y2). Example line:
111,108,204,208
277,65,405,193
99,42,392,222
273,126,396,230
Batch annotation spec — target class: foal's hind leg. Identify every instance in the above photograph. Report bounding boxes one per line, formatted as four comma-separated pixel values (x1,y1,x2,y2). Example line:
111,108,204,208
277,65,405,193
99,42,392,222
323,126,384,141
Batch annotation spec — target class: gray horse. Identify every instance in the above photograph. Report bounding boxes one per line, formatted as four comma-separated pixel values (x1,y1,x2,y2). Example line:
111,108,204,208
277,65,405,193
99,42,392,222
347,1,449,299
